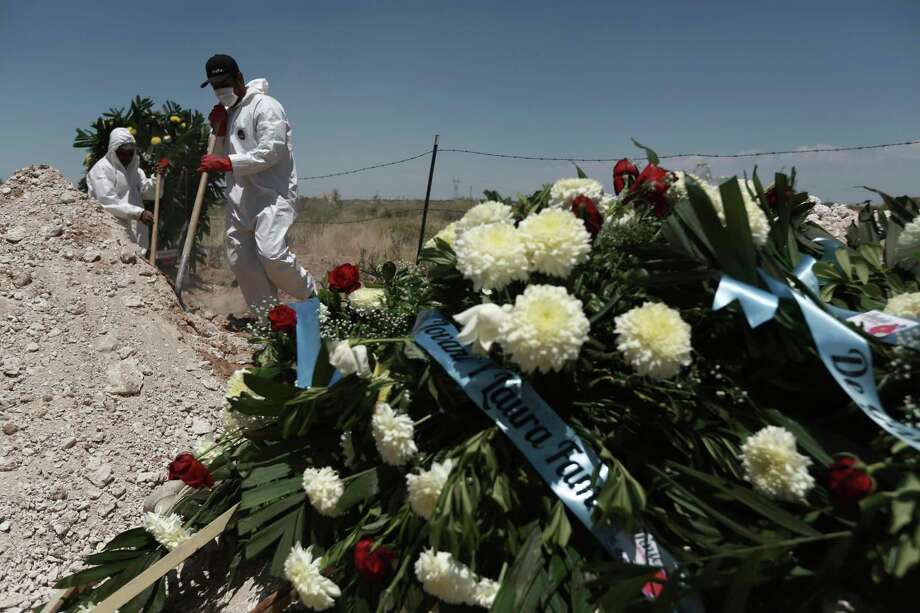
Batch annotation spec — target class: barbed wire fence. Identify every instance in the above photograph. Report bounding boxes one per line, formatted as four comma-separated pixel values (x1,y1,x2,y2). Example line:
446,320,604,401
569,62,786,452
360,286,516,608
203,135,920,266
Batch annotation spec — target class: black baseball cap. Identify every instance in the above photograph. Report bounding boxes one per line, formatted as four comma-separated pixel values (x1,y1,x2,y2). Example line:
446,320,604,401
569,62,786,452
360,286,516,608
200,54,240,88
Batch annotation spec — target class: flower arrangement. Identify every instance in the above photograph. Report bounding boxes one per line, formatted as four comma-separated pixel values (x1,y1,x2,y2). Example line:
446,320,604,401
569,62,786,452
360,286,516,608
50,144,920,612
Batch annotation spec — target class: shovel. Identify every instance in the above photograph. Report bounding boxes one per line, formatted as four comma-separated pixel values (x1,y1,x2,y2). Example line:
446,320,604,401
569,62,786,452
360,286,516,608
148,173,162,265
174,131,224,310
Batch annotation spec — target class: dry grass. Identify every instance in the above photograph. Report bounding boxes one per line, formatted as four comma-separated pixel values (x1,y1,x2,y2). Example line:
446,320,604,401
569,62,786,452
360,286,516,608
202,197,473,275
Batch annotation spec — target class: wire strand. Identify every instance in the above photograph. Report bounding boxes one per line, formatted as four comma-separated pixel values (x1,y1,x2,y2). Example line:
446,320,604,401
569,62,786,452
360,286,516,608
298,150,431,180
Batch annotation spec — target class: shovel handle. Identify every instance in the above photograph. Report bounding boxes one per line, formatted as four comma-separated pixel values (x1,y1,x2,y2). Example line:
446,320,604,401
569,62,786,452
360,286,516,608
149,174,162,265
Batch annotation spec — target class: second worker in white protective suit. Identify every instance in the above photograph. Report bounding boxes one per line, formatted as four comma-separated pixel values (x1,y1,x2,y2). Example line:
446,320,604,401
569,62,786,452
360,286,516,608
198,54,315,313
87,127,166,255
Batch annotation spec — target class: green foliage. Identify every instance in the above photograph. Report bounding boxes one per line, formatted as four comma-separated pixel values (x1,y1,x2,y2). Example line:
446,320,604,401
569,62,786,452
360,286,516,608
74,96,223,259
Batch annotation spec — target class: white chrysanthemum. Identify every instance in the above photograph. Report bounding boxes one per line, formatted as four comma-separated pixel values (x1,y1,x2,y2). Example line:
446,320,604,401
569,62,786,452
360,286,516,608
498,285,590,374
340,431,356,468
414,549,478,605
222,370,266,434
455,200,515,233
518,208,592,278
898,217,920,255
329,341,371,377
426,221,459,249
454,303,510,354
598,194,616,215
454,223,530,291
473,578,502,608
884,292,920,319
142,511,191,551
348,287,386,311
549,178,604,208
372,402,418,466
74,604,96,613
671,174,770,246
302,467,344,517
614,302,692,380
741,426,815,502
406,459,453,519
284,543,341,611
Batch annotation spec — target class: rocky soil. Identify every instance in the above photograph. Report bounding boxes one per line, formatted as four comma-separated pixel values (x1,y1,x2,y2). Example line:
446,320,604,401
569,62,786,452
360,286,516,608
0,166,251,611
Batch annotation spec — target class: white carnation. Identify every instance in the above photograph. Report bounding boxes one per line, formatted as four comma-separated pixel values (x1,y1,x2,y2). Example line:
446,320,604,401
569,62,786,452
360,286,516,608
455,200,515,233
348,287,386,311
454,222,530,291
454,303,509,354
671,173,770,246
329,341,371,377
414,549,478,606
284,543,341,611
498,285,590,374
473,578,502,608
406,458,453,520
414,549,499,609
614,302,692,380
302,467,344,517
549,178,604,208
372,402,418,466
142,511,191,551
193,437,219,462
518,208,592,278
884,292,920,319
741,426,815,502
224,368,260,409
898,217,920,255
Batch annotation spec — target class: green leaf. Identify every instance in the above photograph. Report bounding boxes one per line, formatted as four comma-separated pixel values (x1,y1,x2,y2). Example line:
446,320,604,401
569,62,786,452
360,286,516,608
55,560,136,589
337,468,381,513
238,491,305,534
381,261,397,281
834,249,853,280
542,501,572,548
574,163,588,179
242,462,294,488
270,504,305,577
492,523,544,611
245,506,300,560
103,527,155,551
243,372,297,402
719,178,757,272
241,476,303,510
631,138,660,165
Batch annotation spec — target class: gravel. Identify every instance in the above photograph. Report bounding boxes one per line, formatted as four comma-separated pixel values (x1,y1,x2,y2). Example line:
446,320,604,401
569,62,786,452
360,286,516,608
0,165,250,610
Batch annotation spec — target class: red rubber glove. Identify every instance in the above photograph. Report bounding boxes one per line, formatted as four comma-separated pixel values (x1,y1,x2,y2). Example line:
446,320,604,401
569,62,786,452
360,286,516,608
198,154,232,173
157,157,171,175
208,104,228,136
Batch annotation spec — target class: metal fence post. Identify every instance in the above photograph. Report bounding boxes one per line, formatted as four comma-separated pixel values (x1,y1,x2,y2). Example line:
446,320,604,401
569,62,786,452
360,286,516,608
416,134,439,260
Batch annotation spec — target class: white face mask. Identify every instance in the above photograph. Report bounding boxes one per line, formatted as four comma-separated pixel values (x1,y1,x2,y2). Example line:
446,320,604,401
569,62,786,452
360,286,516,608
214,87,238,108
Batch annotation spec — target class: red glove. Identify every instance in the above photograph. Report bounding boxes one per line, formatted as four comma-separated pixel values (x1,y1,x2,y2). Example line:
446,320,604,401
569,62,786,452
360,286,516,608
208,104,228,136
157,157,171,175
198,154,232,173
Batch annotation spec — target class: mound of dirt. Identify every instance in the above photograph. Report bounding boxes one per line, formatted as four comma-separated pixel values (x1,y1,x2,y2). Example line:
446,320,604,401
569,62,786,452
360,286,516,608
0,166,250,611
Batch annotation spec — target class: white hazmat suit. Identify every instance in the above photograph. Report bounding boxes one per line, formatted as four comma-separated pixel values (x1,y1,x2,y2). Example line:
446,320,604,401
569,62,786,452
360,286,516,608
86,127,157,252
223,78,314,310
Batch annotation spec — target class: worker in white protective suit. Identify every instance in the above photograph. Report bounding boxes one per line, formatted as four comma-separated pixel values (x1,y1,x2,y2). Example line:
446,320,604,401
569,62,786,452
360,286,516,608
87,128,167,254
197,54,314,314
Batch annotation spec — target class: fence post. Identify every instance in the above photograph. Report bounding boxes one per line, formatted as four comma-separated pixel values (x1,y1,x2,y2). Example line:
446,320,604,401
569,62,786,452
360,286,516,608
416,134,439,260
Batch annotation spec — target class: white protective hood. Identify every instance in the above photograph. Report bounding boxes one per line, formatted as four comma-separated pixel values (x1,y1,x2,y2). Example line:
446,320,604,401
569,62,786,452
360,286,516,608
105,127,139,173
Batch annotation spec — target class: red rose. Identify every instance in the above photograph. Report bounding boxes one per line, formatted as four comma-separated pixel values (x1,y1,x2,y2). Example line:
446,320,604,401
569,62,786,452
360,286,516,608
826,455,875,508
571,194,603,238
354,538,397,582
167,453,214,488
613,158,639,195
327,263,361,294
268,304,297,332
629,164,673,217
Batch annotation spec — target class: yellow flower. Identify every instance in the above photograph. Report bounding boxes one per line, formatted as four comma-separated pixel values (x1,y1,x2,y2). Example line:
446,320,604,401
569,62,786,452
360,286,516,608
180,122,187,129
169,115,182,124
151,136,162,145
83,153,93,167
128,127,137,135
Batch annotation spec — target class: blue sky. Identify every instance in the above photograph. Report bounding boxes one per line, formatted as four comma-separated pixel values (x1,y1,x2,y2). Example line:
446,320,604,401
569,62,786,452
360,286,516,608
1,0,919,202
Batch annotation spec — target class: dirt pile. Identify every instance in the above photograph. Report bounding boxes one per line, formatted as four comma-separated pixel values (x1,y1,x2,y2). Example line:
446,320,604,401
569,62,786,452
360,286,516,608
0,165,249,611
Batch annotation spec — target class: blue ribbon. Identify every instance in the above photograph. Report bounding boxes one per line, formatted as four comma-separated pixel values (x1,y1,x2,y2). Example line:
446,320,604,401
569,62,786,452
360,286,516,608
712,275,778,328
412,311,701,609
293,298,322,389
713,255,920,451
